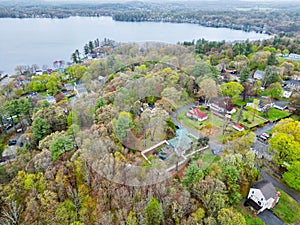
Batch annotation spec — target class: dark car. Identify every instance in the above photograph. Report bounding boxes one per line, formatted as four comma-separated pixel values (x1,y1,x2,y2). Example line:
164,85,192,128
8,139,17,146
158,152,167,160
5,124,13,130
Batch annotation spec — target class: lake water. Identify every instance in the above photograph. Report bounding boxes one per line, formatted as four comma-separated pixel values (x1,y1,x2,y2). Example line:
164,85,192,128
0,16,271,74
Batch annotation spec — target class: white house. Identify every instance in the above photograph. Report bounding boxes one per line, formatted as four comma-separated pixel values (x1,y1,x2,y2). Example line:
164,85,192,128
46,96,56,104
288,53,300,60
187,108,208,122
283,87,292,98
253,70,265,80
246,98,274,112
245,180,280,214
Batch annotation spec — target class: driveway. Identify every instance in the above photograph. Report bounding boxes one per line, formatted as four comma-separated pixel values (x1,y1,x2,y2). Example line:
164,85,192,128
251,141,272,161
1,134,22,158
258,210,285,225
254,123,276,136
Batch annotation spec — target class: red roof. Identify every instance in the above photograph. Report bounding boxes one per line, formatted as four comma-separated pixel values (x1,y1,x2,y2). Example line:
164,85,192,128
188,108,208,119
232,122,244,130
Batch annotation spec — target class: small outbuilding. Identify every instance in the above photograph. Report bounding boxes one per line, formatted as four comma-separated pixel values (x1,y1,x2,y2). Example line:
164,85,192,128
245,180,280,214
232,122,244,132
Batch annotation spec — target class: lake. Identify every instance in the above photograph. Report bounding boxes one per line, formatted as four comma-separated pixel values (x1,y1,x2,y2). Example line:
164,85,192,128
0,16,271,74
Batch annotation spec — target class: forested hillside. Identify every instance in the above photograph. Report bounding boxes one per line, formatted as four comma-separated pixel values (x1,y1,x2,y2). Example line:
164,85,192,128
1,36,300,224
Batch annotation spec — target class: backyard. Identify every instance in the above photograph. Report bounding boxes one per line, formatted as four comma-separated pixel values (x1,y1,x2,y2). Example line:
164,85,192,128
177,109,224,137
273,189,300,224
257,108,291,122
232,109,267,129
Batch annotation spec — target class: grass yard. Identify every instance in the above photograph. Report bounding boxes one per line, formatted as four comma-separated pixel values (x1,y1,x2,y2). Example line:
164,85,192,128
258,108,291,122
197,149,218,170
232,97,254,107
232,109,266,128
273,189,300,224
177,109,224,130
177,109,201,131
236,200,266,225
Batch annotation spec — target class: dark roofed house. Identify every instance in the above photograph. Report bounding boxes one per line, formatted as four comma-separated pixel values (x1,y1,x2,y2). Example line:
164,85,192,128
273,101,290,111
284,80,300,92
74,81,88,97
245,180,280,214
187,108,208,122
209,97,236,114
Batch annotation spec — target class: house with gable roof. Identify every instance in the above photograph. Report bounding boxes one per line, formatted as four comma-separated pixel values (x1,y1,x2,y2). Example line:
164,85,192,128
245,180,280,214
187,108,208,122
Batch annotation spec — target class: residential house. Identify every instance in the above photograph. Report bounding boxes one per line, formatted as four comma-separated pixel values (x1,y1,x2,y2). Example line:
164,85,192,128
288,53,300,60
253,70,265,80
283,87,293,98
98,76,107,86
35,70,43,76
63,83,74,92
246,98,273,112
208,97,236,114
232,122,244,132
187,108,208,122
245,180,280,214
74,81,88,97
283,80,300,92
46,96,56,104
273,101,290,111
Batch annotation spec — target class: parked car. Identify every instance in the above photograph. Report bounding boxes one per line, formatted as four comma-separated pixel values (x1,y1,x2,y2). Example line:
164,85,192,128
158,152,167,160
5,124,13,130
257,133,270,143
8,139,17,146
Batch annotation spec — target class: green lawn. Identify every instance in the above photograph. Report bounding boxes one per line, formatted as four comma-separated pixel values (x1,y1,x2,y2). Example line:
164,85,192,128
273,189,300,224
232,109,266,128
198,149,217,170
258,108,291,122
245,215,266,225
232,97,254,107
177,109,224,131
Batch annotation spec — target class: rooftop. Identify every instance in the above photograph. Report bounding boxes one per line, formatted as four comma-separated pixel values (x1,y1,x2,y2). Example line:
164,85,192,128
253,180,277,200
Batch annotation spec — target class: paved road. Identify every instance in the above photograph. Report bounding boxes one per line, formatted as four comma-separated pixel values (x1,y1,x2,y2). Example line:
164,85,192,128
254,123,276,136
258,210,285,225
251,141,272,161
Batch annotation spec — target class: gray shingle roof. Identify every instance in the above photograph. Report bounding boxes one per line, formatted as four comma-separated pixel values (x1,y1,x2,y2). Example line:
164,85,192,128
253,180,277,200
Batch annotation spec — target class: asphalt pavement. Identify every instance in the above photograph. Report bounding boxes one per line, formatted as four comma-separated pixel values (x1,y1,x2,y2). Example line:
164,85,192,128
254,123,276,136
258,210,285,225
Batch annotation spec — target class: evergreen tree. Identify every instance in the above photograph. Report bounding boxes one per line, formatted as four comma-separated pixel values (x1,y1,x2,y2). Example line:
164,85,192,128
145,197,164,225
267,51,277,65
239,67,250,83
